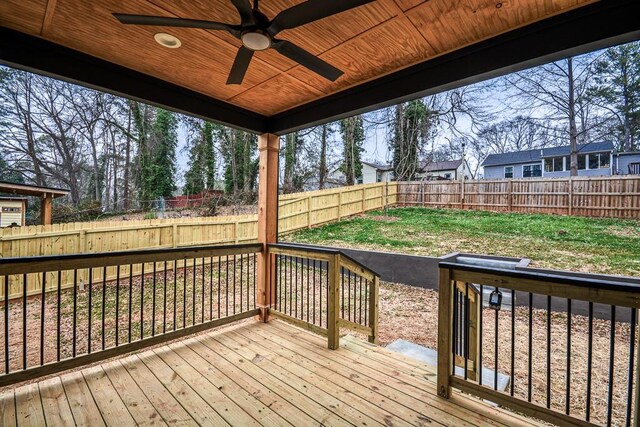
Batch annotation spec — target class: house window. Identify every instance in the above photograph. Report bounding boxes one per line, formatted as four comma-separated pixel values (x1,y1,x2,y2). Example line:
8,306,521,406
588,152,610,169
523,164,542,178
544,157,565,172
578,154,586,170
444,173,452,179
504,166,513,179
376,171,382,182
630,163,640,174
1,207,21,213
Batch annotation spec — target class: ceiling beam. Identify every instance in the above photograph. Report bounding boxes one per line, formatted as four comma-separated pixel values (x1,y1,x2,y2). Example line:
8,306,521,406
0,27,268,134
267,0,640,135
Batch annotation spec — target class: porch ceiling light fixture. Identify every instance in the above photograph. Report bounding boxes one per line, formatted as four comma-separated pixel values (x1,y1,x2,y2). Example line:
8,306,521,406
154,32,181,49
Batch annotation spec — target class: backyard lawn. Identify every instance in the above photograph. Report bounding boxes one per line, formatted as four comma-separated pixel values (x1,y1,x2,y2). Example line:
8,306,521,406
287,207,640,277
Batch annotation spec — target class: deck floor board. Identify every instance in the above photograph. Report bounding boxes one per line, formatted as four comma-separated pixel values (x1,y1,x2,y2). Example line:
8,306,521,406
0,320,544,426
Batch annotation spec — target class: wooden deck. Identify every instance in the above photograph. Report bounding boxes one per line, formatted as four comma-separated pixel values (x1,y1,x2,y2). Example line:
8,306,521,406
0,320,542,426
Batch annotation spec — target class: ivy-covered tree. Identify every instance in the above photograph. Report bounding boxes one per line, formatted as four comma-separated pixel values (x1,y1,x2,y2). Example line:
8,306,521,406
139,108,178,200
184,120,216,195
389,100,431,181
221,129,258,195
340,116,365,185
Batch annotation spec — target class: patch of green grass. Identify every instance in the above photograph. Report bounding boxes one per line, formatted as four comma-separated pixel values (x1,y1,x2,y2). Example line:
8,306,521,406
287,208,640,276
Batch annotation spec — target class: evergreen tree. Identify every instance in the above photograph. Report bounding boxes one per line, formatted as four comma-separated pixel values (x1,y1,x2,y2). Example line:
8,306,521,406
340,116,365,185
590,42,640,151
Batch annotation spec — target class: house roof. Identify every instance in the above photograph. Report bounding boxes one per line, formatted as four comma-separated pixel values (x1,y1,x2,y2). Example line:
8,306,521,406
420,159,463,172
0,181,69,198
481,142,615,167
362,161,393,172
1,1,636,135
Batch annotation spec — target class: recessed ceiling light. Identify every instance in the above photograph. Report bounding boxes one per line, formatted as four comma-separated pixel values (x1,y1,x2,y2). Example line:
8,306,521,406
154,33,181,49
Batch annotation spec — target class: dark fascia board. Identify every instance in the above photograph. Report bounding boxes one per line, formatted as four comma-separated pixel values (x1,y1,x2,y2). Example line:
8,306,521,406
267,0,640,135
0,27,268,134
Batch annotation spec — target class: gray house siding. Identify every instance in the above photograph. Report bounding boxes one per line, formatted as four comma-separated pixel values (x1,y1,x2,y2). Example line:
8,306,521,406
544,168,613,178
617,153,640,174
484,163,532,179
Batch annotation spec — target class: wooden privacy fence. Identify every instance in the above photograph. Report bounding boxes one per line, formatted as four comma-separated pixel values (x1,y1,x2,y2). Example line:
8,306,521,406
0,183,397,299
397,175,640,218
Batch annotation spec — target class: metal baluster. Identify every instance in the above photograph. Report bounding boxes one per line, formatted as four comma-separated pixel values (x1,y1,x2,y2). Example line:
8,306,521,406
566,298,572,415
116,265,121,346
606,306,616,426
129,265,133,342
511,289,515,397
626,308,636,427
102,266,107,350
87,268,93,354
586,301,593,422
57,271,61,362
164,261,168,334
4,275,9,372
547,295,552,409
40,272,46,366
527,292,533,402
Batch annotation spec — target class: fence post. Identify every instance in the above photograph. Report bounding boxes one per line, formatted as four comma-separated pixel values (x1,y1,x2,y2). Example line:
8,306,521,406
307,195,312,229
337,192,342,221
368,276,379,344
568,177,573,216
437,267,453,399
460,180,465,209
507,180,513,212
362,188,366,213
172,224,178,248
327,253,341,349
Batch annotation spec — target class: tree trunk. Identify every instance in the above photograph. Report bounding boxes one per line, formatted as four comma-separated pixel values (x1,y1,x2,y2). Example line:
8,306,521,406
319,125,328,189
567,57,578,177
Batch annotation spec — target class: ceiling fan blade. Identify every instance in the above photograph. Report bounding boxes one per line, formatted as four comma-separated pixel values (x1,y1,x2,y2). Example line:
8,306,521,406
273,40,343,82
268,0,375,34
227,46,255,85
113,13,240,35
230,0,254,23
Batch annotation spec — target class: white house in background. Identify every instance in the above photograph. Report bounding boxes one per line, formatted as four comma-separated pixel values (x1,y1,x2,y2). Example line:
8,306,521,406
361,161,394,184
417,159,469,180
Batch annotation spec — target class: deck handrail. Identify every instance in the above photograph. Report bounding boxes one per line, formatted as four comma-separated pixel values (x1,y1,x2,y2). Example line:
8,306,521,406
0,243,262,387
268,243,379,348
438,262,640,427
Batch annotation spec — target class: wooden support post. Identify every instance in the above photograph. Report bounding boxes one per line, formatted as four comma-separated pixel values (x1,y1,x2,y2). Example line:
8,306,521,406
368,276,380,344
437,267,453,399
361,188,366,213
507,180,513,212
337,192,342,221
327,254,341,349
41,194,53,225
257,133,280,323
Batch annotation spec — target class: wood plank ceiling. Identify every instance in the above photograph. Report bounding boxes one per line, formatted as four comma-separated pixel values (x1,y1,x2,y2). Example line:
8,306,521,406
0,0,596,117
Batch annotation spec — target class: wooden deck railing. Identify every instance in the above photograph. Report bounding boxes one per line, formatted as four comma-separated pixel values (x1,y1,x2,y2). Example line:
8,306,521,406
0,243,262,387
268,243,379,349
438,261,640,427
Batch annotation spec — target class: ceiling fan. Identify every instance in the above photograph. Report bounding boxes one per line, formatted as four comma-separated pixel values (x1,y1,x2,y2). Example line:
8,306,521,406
113,0,375,85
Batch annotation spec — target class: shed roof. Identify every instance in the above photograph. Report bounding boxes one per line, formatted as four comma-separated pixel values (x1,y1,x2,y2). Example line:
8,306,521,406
0,181,69,198
362,161,393,172
420,159,463,172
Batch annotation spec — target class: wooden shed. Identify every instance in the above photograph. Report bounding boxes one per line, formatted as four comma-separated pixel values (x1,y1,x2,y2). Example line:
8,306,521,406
0,196,26,227
0,181,69,225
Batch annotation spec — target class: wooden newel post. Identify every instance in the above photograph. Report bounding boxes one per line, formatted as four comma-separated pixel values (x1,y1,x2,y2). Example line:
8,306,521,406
368,276,379,344
41,194,53,225
327,254,341,350
437,267,453,399
257,133,280,323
